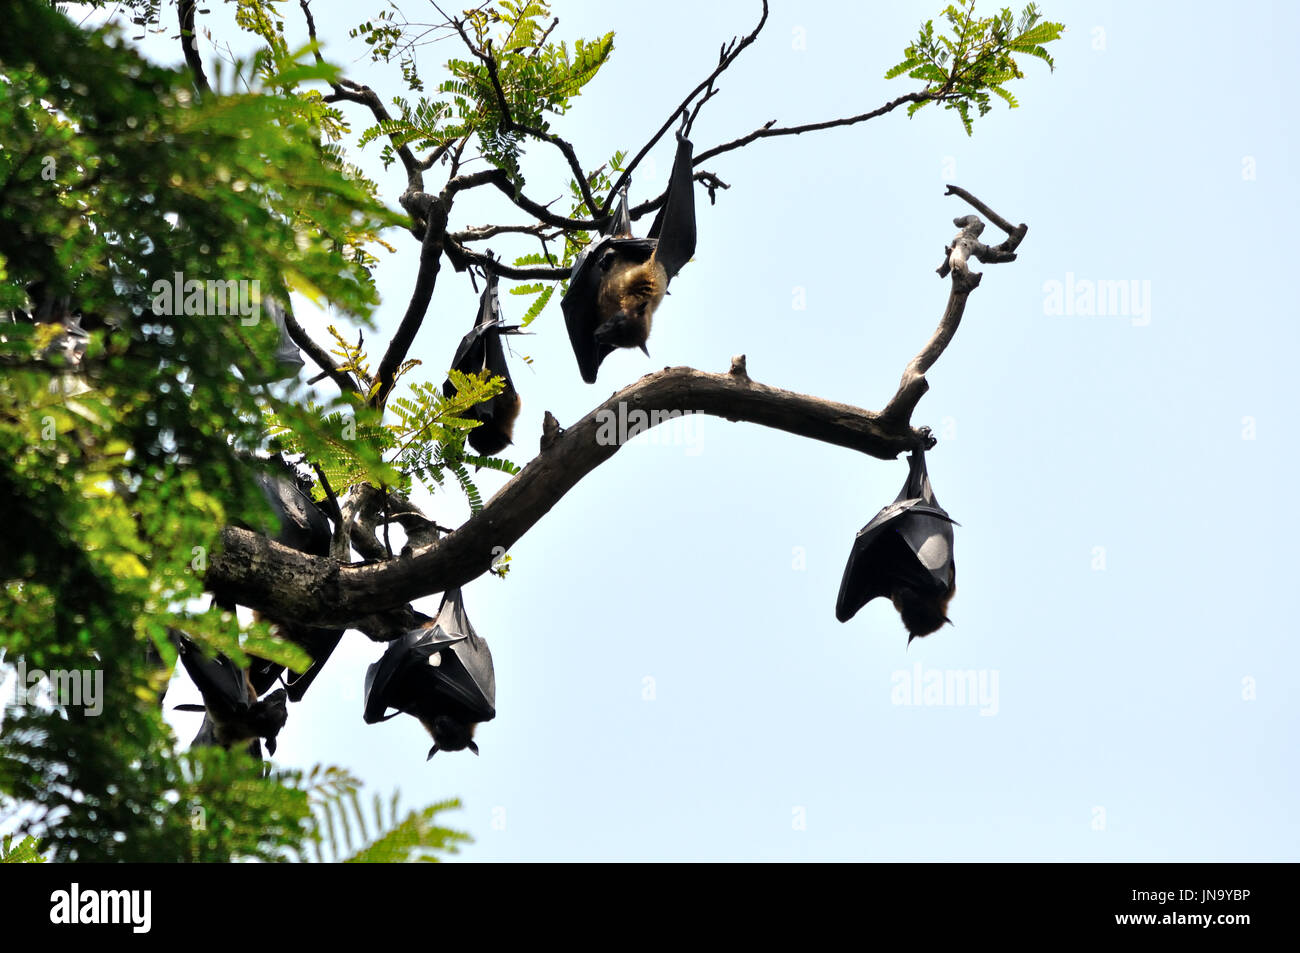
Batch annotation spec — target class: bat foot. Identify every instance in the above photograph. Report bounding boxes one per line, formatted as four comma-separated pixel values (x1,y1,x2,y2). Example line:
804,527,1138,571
914,426,936,451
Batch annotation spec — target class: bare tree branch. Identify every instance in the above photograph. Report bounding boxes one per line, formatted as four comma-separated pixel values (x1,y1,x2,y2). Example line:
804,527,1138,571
282,304,358,396
448,239,568,279
178,0,212,99
884,188,1027,423
450,222,552,243
208,358,930,626
371,195,448,408
447,14,601,217
303,0,425,194
444,167,598,230
606,0,770,209
693,92,932,165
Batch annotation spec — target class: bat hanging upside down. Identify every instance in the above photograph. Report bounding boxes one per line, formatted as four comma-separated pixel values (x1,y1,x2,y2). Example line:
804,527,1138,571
170,629,288,758
441,272,523,457
562,130,698,383
362,588,496,760
835,449,958,643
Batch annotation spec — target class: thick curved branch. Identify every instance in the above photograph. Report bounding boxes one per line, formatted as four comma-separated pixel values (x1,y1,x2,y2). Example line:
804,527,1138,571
208,359,927,627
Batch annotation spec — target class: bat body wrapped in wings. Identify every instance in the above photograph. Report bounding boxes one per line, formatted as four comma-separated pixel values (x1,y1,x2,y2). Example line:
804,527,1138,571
562,132,697,383
441,273,523,457
836,449,957,642
363,588,496,759
170,629,288,757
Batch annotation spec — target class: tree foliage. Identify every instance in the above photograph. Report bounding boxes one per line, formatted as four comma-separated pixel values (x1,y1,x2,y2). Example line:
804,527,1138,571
886,1,1064,134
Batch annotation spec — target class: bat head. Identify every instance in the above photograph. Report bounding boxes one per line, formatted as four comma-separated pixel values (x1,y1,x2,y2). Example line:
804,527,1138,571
592,250,667,356
892,577,956,642
251,688,289,750
423,715,479,759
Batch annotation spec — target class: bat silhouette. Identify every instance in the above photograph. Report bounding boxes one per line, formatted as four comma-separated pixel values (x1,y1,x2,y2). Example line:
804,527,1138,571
171,629,288,757
562,131,697,383
441,272,523,457
363,588,496,759
836,449,957,642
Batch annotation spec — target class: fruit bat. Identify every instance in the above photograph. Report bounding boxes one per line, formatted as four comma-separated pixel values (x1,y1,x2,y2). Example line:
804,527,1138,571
562,131,697,383
363,588,496,759
171,629,288,757
835,449,957,642
440,272,523,457
244,470,343,702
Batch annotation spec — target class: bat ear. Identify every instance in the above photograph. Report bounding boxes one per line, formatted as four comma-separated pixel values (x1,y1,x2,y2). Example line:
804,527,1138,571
468,740,480,756
265,737,277,756
638,342,650,357
426,744,439,761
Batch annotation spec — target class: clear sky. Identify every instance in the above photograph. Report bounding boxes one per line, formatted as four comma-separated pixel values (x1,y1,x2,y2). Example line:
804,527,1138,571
109,0,1300,860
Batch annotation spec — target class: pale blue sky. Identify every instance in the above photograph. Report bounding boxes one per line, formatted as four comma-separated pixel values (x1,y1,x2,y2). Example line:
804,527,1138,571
137,0,1299,859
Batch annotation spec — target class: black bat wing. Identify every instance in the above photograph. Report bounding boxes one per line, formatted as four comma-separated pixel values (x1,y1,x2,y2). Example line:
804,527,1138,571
255,473,332,556
563,237,618,384
363,630,424,724
836,510,918,622
442,280,495,397
427,589,496,722
647,133,697,281
606,186,633,238
279,626,345,703
481,326,516,415
443,275,522,422
442,325,489,394
895,505,956,593
248,657,283,698
172,629,252,721
895,450,957,590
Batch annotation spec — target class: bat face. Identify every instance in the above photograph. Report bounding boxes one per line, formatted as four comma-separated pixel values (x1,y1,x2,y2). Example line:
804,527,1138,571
421,715,479,759
836,451,958,641
593,253,667,354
